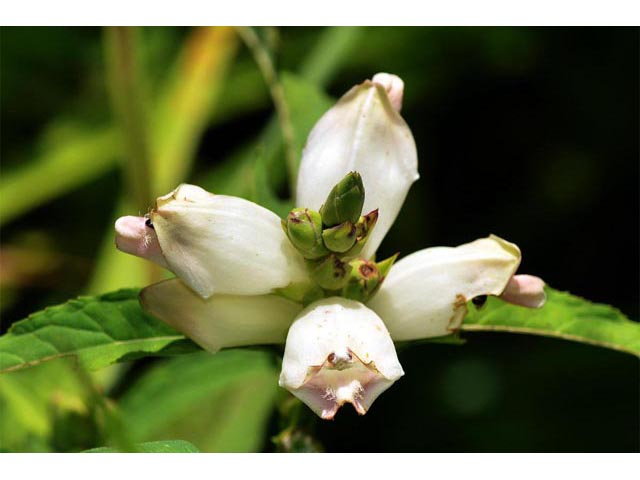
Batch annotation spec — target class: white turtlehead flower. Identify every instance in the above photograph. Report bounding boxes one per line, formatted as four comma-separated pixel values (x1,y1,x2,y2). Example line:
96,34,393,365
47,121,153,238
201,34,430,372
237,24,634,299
115,73,546,419
279,298,404,419
116,184,307,298
296,72,419,260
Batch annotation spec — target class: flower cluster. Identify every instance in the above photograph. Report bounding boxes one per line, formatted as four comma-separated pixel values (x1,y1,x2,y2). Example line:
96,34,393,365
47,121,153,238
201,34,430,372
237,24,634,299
115,73,546,420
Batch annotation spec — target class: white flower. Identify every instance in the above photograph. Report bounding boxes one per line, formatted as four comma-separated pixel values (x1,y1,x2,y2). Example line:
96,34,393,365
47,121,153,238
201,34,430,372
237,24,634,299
296,72,419,260
115,73,545,419
278,298,403,420
117,184,307,298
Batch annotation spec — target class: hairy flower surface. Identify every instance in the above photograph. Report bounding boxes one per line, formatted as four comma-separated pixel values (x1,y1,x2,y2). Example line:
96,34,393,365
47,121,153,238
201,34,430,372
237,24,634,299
116,73,546,419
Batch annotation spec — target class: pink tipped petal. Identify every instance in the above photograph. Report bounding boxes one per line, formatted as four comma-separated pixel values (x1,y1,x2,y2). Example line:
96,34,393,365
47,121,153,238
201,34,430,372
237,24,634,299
500,274,547,308
372,72,404,112
114,216,168,268
279,298,404,419
296,75,418,260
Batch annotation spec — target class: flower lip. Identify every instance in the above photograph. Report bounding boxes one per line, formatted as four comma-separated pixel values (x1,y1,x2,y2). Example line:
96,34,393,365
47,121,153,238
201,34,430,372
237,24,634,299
279,297,404,419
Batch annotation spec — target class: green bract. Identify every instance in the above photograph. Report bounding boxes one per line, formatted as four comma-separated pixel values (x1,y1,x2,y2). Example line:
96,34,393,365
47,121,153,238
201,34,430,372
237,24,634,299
322,221,357,253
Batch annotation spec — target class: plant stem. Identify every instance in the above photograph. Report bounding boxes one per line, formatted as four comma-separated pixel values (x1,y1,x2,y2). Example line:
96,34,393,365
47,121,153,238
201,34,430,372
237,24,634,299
104,26,152,211
236,26,298,198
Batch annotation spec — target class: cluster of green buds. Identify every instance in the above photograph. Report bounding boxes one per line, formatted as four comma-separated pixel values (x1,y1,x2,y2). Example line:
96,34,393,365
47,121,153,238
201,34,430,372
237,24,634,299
282,172,398,303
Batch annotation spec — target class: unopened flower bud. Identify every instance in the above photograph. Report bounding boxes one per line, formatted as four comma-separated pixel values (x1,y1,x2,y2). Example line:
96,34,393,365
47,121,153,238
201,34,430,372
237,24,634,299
279,297,404,419
322,221,357,253
285,208,329,259
307,254,352,291
319,172,365,227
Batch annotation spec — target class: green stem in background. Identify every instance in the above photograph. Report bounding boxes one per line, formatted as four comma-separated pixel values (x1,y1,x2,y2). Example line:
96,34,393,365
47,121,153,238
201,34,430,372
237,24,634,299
104,27,153,211
236,26,298,197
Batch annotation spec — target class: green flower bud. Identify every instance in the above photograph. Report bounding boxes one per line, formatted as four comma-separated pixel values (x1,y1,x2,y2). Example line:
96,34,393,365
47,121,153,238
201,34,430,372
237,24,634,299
308,254,352,291
341,259,381,303
319,172,365,227
344,209,379,258
322,221,357,253
286,208,329,259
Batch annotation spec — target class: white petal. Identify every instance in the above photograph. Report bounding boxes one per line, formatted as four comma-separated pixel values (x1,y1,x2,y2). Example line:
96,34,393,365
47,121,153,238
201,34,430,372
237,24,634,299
140,279,303,352
296,74,419,260
279,297,404,419
368,235,521,340
371,72,404,112
151,184,308,298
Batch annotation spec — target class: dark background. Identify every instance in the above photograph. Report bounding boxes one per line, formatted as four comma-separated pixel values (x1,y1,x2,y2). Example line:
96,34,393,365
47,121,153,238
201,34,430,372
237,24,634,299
1,27,638,452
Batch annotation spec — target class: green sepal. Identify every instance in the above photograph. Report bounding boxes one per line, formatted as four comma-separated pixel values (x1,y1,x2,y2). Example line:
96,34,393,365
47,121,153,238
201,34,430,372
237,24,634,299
319,172,365,227
307,254,352,290
322,221,357,253
344,209,379,258
341,258,381,303
376,252,399,279
285,208,329,259
273,281,325,306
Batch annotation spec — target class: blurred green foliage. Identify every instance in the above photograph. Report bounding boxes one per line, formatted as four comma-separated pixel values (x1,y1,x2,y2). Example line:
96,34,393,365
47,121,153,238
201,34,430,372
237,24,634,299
0,27,637,452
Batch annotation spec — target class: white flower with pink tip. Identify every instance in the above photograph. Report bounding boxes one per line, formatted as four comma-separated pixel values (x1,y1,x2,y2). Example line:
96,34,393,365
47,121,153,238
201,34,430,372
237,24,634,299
115,73,545,419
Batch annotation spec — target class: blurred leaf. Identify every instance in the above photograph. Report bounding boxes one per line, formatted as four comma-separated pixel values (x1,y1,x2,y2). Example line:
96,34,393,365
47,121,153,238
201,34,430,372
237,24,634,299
85,439,199,453
0,126,120,226
462,287,640,357
0,289,185,373
299,27,362,86
119,350,279,452
281,72,333,164
0,359,93,452
0,27,356,226
201,71,332,205
249,149,293,217
151,26,238,195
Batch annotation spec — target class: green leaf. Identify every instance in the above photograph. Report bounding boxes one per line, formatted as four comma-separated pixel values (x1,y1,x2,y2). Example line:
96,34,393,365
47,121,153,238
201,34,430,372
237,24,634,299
119,350,279,452
0,289,186,373
299,27,363,86
0,358,125,452
200,71,333,204
150,26,238,195
85,439,200,453
461,287,640,357
0,126,120,226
